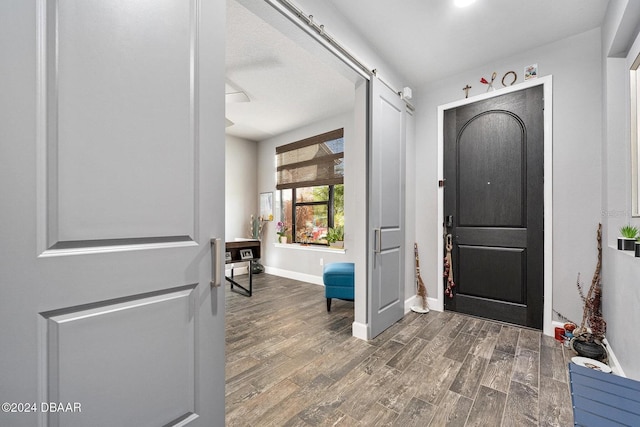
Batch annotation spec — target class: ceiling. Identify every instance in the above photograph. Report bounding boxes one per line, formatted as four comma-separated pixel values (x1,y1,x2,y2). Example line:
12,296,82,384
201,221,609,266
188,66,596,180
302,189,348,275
226,0,361,141
325,0,609,86
226,0,609,141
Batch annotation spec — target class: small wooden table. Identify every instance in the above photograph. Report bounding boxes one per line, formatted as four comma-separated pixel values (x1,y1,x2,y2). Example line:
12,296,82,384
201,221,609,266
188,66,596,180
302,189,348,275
225,240,261,297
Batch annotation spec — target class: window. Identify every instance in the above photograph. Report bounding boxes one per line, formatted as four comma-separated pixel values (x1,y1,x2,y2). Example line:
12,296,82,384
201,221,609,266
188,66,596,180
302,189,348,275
276,129,344,244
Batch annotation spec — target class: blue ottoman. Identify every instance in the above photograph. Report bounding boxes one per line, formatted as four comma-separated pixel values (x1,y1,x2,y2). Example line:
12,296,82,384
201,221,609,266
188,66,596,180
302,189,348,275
323,262,354,312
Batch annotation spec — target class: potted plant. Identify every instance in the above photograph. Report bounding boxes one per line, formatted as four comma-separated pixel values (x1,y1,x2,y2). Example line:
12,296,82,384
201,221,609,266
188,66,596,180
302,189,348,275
617,224,638,250
276,221,288,244
326,226,344,249
636,237,640,258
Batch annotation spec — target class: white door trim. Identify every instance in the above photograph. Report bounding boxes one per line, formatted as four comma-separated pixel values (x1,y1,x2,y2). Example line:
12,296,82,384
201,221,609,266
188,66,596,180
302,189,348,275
436,76,554,336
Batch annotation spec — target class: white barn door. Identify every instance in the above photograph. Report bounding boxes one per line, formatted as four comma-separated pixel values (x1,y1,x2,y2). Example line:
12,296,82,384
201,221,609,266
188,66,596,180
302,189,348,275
368,77,406,338
0,1,226,426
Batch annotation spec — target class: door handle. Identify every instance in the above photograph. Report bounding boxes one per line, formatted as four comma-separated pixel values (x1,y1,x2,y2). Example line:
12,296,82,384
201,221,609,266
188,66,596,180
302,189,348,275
446,234,453,251
374,229,381,254
210,238,223,287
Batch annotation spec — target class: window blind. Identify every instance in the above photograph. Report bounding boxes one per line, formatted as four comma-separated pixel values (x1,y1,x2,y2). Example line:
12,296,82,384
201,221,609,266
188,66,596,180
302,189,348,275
276,128,344,190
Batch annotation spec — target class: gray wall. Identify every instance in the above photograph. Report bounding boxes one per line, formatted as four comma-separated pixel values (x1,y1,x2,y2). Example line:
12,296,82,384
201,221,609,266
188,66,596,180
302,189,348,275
415,28,603,328
601,0,640,380
225,135,258,241
256,112,360,281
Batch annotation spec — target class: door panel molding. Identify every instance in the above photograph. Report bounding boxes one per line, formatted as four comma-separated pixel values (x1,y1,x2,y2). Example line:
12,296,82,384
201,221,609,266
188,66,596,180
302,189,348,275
36,0,200,255
454,294,527,326
40,236,199,258
457,111,526,228
456,227,527,247
437,76,553,336
458,245,526,304
39,285,198,427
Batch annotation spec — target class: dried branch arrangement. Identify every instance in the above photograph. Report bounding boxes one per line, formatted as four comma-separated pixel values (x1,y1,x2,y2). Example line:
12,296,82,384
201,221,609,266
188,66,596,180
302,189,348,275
411,243,429,314
575,223,606,342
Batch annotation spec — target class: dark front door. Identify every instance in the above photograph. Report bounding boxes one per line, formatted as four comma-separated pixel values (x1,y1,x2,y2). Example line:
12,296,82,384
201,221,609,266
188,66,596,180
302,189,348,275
443,85,544,329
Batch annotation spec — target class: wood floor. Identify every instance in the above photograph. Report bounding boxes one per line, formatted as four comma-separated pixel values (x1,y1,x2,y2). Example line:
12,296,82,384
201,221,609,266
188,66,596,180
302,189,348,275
225,273,575,426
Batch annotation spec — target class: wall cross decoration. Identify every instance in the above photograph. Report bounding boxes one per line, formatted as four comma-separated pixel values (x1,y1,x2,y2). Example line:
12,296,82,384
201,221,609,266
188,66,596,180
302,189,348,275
462,84,472,98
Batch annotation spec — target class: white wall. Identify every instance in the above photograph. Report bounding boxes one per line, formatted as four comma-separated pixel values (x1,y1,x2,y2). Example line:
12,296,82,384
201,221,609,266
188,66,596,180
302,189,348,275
415,28,603,328
225,135,258,241
292,0,411,91
601,0,640,380
404,107,419,310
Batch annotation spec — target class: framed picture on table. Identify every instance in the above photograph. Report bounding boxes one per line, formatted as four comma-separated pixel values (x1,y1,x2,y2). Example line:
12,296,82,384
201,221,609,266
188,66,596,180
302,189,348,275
240,249,253,260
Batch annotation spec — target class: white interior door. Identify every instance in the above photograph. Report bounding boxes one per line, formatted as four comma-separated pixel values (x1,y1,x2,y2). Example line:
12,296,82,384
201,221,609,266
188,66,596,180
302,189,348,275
368,77,406,338
0,1,225,426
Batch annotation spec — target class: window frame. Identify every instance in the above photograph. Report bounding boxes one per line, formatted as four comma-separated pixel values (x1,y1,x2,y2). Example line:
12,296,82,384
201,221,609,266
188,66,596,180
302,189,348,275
276,128,345,245
289,185,338,245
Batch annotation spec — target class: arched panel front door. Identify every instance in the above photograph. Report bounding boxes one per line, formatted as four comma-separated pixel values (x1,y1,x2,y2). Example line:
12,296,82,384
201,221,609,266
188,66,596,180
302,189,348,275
443,85,544,329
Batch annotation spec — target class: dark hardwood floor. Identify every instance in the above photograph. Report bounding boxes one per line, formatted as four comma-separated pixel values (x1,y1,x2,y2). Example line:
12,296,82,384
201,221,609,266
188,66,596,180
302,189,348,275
225,273,574,426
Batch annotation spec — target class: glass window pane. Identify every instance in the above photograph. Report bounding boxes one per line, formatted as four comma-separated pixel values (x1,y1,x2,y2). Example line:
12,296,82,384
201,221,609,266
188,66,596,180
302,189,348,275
333,184,344,228
324,137,344,154
280,189,293,240
295,204,328,244
296,186,329,203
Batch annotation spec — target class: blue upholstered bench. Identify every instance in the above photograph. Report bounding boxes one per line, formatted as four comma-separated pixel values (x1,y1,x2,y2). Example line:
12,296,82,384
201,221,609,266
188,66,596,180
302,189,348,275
323,262,354,312
569,362,640,426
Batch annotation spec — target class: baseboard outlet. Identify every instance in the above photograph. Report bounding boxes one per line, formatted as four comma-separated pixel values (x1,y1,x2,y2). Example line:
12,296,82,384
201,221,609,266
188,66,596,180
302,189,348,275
263,266,323,286
551,320,626,377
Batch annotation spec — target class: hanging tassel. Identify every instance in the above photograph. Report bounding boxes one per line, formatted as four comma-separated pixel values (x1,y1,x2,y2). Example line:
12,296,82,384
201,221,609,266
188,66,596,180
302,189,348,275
444,234,456,298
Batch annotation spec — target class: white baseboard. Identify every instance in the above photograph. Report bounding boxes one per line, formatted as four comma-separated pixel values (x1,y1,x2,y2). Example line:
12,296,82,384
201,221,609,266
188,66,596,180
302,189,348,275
352,321,368,340
404,295,424,313
603,337,626,377
404,295,417,313
551,321,625,377
404,295,441,314
225,265,249,276
263,266,324,286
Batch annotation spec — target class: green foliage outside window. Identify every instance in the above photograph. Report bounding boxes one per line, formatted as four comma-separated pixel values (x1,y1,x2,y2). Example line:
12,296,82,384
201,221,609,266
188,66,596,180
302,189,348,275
281,184,343,245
